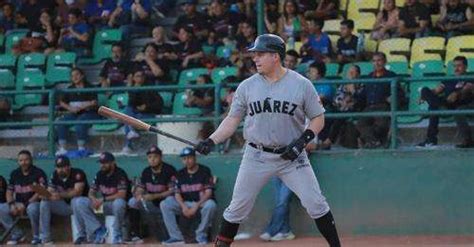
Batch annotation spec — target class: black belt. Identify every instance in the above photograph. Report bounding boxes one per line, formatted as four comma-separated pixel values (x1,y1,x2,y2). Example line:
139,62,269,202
248,143,286,154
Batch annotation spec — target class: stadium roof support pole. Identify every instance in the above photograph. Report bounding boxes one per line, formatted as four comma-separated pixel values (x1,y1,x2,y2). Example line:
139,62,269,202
390,78,398,149
257,0,264,35
48,89,56,156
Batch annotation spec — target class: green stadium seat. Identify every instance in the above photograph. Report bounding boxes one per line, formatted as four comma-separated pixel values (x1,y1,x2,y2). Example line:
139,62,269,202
4,30,28,54
172,92,202,115
160,91,174,112
411,60,445,78
0,33,5,50
216,45,236,58
295,63,309,75
211,67,238,83
342,62,374,77
385,61,409,76
0,54,17,89
325,63,340,78
202,45,217,55
93,93,129,131
178,68,209,86
79,29,122,64
46,52,77,86
17,53,46,73
16,71,45,88
398,80,441,124
169,69,179,83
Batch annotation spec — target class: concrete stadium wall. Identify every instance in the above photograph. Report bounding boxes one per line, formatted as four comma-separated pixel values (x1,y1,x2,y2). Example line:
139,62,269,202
0,149,473,237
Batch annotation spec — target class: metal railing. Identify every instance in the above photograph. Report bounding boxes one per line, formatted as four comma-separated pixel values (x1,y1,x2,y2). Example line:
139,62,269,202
1,75,474,157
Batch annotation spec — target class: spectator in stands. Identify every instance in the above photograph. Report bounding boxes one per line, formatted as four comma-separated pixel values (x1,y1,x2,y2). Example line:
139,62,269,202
173,0,208,40
356,52,396,148
128,145,177,241
133,43,170,84
284,49,300,71
54,0,70,27
236,56,257,80
398,0,431,39
108,0,152,38
151,26,178,64
207,0,246,39
235,20,257,51
0,96,11,123
160,147,217,245
264,0,280,34
436,0,473,38
38,9,60,54
420,0,440,15
56,68,99,155
1,150,47,245
100,43,129,88
277,0,306,41
16,0,48,31
39,156,90,245
0,3,16,34
185,74,215,114
84,0,115,30
89,152,130,244
300,17,332,63
417,56,474,148
336,19,360,64
58,8,92,56
312,0,339,20
122,69,163,154
175,27,204,69
371,0,400,41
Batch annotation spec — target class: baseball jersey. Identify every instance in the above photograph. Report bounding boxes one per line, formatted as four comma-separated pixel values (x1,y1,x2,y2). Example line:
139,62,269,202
0,175,7,203
91,167,129,200
7,165,48,205
229,69,325,147
176,165,214,202
49,168,89,203
137,163,177,207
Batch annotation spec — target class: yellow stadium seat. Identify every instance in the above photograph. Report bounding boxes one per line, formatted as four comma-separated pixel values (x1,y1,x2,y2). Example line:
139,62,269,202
378,38,411,62
323,19,342,35
445,35,474,65
328,34,340,50
354,14,377,33
396,0,405,7
364,33,378,52
347,0,381,20
431,14,441,25
410,36,445,67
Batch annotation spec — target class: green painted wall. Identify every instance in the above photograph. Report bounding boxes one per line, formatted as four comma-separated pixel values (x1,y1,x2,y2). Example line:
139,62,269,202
0,150,473,236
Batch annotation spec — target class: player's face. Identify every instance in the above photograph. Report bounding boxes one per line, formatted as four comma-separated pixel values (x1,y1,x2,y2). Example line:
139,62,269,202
181,156,197,169
56,166,71,179
147,153,162,168
252,52,279,75
453,60,467,75
17,154,32,170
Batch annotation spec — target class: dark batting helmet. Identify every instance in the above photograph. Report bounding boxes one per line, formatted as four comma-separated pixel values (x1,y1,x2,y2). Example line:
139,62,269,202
248,34,286,60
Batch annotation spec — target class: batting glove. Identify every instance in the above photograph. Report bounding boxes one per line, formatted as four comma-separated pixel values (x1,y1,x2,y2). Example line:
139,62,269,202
196,138,215,155
280,129,315,161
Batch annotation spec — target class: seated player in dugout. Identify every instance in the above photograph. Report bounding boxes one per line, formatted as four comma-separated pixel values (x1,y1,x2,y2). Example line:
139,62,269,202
89,152,130,244
127,145,177,242
1,150,47,245
160,147,217,245
38,156,92,245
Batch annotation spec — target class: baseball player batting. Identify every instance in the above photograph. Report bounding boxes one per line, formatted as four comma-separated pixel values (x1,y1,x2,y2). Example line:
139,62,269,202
195,34,341,247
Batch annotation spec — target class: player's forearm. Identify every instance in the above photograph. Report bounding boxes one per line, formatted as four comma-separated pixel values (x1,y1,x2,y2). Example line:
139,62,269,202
209,115,241,144
105,190,126,201
29,193,40,203
6,190,14,203
307,114,325,135
197,190,213,207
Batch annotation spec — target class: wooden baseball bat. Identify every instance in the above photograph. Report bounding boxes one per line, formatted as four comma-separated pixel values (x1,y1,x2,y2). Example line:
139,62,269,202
98,106,197,147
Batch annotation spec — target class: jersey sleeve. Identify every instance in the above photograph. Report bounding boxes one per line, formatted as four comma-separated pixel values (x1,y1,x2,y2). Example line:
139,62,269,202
228,83,247,118
117,174,129,192
202,167,214,191
303,80,326,119
167,167,178,191
37,170,48,187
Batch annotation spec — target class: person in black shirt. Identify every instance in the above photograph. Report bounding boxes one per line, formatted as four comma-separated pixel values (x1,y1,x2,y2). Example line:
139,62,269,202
100,43,129,88
417,56,474,148
127,145,177,241
122,70,164,154
160,147,216,245
175,27,204,70
398,0,431,38
185,74,214,113
0,150,47,245
336,19,360,64
132,43,170,84
356,52,398,148
206,0,245,39
436,0,473,38
55,68,100,155
151,26,178,64
38,155,93,244
89,152,129,244
0,175,6,203
173,0,208,40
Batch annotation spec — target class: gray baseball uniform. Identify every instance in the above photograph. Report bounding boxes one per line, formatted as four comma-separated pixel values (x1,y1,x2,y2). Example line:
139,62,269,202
223,69,330,223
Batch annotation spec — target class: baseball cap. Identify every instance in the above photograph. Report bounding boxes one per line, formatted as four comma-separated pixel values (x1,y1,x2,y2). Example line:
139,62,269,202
146,145,162,155
55,155,70,167
180,147,195,157
98,152,115,163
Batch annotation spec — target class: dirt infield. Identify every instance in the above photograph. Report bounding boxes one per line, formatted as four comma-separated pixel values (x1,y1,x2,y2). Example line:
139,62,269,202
19,235,474,246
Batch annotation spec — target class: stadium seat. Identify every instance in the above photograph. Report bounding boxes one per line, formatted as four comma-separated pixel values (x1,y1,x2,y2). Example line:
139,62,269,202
202,45,217,55
446,58,474,75
160,91,174,112
93,93,129,132
322,19,342,35
16,71,45,88
178,68,209,86
364,33,378,52
211,67,238,84
296,63,309,75
172,92,202,115
0,33,4,51
411,60,445,78
4,30,28,54
445,35,474,65
0,54,17,89
410,36,445,67
354,15,377,33
385,61,409,76
328,34,340,50
325,63,340,78
347,0,380,21
79,29,122,64
46,52,77,87
342,62,374,77
216,44,236,59
398,80,441,124
17,53,46,73
395,0,404,7
378,38,411,62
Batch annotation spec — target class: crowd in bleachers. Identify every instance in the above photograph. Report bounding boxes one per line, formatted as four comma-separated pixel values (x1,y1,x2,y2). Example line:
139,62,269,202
0,0,473,153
